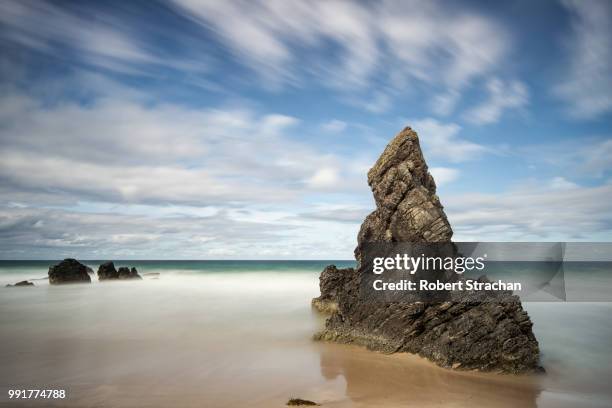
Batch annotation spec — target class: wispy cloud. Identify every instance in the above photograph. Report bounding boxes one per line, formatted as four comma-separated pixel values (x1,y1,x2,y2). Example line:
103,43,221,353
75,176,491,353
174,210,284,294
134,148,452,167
170,0,378,87
555,0,612,119
447,181,612,240
0,85,368,208
411,118,487,163
0,0,210,76
171,0,509,111
464,78,528,125
379,2,508,88
0,206,292,259
299,204,370,224
429,167,460,186
522,137,612,179
321,119,348,133
1,1,610,258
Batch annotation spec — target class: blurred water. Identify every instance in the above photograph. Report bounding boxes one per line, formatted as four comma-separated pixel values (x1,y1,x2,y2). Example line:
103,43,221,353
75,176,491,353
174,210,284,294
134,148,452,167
0,261,611,407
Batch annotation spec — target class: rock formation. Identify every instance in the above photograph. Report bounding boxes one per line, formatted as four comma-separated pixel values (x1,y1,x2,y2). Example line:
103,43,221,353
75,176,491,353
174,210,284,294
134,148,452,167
312,265,355,314
313,127,541,374
97,261,118,280
48,259,92,284
98,261,142,280
6,280,35,287
118,266,142,280
286,398,318,406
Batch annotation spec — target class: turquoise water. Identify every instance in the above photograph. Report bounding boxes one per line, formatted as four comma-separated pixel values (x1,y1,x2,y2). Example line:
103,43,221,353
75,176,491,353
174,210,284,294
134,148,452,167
0,260,356,283
0,260,357,291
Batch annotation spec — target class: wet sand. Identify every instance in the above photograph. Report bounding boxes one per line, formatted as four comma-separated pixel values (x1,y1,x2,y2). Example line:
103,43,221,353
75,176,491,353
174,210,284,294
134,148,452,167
0,335,544,408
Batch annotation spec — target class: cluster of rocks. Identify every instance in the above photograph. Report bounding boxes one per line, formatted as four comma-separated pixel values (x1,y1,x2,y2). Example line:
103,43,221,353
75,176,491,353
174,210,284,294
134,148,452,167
98,261,142,281
312,127,541,374
47,258,142,284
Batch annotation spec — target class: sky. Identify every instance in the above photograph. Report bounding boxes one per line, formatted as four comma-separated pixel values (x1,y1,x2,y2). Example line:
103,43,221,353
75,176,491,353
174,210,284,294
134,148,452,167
0,0,611,259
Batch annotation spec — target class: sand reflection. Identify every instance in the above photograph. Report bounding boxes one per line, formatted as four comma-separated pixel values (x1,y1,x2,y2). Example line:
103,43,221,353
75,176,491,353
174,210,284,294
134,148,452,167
318,342,542,407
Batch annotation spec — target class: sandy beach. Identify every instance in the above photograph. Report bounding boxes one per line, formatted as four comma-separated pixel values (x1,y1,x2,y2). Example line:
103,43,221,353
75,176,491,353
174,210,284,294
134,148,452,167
1,262,611,407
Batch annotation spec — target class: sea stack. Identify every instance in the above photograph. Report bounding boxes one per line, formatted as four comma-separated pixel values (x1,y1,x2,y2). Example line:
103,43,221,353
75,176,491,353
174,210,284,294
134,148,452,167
48,258,92,284
313,127,541,373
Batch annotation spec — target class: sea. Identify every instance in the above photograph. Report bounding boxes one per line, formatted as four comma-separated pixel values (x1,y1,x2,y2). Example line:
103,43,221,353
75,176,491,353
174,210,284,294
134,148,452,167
1,260,611,407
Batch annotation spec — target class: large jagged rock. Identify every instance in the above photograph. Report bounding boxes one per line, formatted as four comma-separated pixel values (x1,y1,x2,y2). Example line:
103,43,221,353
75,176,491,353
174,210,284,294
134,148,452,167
48,259,92,284
313,127,541,374
98,261,142,280
354,127,452,264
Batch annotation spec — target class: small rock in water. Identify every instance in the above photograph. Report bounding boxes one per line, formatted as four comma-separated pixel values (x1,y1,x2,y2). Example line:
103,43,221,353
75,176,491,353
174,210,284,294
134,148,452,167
6,280,35,287
48,259,92,285
97,261,119,280
287,398,318,406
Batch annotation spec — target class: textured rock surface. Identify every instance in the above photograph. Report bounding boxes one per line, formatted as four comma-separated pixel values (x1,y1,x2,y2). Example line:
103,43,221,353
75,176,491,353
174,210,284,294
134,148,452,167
313,127,541,373
311,265,356,313
118,266,142,280
98,261,119,280
98,262,142,280
355,127,452,265
6,280,35,287
48,259,92,284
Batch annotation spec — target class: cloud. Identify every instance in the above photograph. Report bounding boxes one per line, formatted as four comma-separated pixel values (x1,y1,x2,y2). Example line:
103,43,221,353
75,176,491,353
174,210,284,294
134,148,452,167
361,92,393,114
446,181,612,241
464,78,528,125
555,0,612,119
430,90,461,116
0,206,292,259
0,0,210,77
170,0,378,87
548,176,579,190
429,167,460,186
378,2,507,89
0,203,366,259
0,85,367,208
411,118,487,163
299,204,370,224
580,139,612,177
527,138,612,178
0,72,375,258
321,120,347,133
170,0,509,108
307,167,341,190
2,1,511,114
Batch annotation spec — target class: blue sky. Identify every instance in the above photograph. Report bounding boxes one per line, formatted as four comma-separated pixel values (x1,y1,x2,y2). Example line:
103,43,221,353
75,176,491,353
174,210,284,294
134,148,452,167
0,0,611,259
